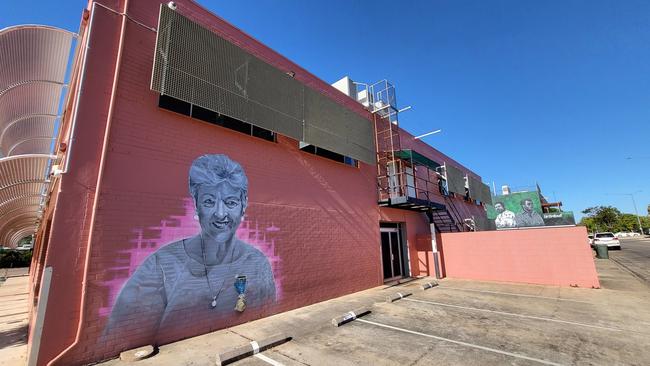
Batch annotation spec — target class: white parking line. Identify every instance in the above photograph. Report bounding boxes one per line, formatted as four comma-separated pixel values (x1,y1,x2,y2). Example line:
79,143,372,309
438,286,592,304
356,318,564,366
403,298,622,332
254,353,285,366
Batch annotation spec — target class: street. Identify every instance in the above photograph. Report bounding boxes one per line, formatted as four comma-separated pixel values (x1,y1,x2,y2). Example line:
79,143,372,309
609,237,650,286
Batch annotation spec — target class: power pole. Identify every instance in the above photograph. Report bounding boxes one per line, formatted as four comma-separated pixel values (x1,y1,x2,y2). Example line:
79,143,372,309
630,194,643,235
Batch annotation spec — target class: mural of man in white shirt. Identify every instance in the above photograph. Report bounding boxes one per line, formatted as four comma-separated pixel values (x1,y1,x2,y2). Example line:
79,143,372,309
494,201,516,228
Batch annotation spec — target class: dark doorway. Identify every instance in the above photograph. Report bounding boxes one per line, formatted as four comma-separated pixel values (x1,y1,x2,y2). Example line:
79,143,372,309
380,223,406,281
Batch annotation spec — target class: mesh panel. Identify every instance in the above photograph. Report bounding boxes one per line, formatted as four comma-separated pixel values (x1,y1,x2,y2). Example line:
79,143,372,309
468,177,492,204
304,88,375,163
468,176,480,200
247,57,303,120
151,5,375,164
480,183,493,205
248,101,302,139
473,215,491,231
446,164,466,195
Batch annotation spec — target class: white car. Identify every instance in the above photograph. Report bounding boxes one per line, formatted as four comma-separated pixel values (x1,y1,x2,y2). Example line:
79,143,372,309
593,232,621,250
15,243,33,251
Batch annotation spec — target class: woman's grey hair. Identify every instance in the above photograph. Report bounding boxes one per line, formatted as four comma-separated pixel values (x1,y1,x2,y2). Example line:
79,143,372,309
189,154,248,205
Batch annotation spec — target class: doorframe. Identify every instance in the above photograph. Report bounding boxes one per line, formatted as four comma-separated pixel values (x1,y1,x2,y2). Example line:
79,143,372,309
379,223,410,282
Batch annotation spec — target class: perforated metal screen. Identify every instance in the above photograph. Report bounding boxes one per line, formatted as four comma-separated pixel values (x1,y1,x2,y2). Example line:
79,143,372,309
151,5,375,164
468,177,492,204
468,177,479,200
473,215,491,231
480,183,492,205
303,88,375,163
468,177,493,204
445,164,466,195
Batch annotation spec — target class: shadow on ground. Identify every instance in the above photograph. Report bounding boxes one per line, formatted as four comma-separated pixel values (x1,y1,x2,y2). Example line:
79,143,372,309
0,324,27,348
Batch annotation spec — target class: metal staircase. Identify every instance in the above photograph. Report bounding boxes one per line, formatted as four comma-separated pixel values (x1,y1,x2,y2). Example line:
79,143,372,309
364,80,469,231
429,209,459,232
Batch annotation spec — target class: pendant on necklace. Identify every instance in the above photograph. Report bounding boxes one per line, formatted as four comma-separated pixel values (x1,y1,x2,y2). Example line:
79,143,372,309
210,295,217,308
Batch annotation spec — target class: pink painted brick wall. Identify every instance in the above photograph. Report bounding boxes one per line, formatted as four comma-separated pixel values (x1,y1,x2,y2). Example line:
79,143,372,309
34,0,491,364
39,0,381,364
439,226,600,288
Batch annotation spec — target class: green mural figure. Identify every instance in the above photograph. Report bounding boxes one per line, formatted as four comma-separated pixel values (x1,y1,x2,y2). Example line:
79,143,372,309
514,198,545,227
494,201,516,229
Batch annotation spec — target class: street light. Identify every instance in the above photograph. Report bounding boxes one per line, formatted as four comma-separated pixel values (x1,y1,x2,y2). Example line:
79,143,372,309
607,191,643,235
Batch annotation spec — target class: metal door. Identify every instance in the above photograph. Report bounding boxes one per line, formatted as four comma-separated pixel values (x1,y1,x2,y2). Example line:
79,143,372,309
380,227,403,281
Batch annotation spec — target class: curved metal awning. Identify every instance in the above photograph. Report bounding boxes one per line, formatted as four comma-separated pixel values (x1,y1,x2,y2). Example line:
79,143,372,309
0,25,74,93
0,24,76,247
0,154,54,246
0,82,63,157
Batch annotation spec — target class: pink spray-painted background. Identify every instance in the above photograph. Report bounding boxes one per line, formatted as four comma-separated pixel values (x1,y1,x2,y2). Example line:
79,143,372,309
99,198,283,317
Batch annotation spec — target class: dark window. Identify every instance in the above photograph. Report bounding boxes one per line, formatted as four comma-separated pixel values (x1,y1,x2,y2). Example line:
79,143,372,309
252,126,275,141
595,233,614,238
159,95,191,116
220,115,251,135
191,105,218,124
158,95,275,142
300,144,358,167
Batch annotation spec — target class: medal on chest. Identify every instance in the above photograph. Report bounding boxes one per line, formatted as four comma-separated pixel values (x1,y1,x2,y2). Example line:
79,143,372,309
234,275,247,312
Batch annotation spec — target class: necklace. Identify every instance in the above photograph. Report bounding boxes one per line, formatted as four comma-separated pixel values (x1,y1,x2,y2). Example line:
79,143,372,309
199,235,233,309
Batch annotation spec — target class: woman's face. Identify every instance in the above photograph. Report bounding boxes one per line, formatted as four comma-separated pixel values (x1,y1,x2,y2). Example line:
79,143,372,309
196,182,245,242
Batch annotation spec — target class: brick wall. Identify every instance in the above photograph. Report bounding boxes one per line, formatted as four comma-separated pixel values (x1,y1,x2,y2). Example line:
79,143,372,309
379,207,431,277
439,226,600,288
37,1,382,364
34,0,488,364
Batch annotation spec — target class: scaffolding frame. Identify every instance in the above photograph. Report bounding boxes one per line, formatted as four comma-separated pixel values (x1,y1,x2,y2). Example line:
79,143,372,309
366,80,470,232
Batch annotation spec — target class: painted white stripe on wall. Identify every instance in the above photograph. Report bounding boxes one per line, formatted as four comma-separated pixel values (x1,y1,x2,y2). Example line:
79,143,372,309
250,340,260,354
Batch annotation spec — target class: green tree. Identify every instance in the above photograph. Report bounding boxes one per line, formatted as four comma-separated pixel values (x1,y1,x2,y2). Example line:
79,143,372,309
578,216,597,232
616,214,640,232
581,206,621,231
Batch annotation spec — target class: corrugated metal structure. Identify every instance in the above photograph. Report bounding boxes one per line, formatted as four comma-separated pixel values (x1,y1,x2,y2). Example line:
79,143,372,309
0,25,76,247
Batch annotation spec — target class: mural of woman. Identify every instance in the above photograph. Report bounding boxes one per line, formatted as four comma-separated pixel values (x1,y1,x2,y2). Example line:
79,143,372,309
105,154,276,344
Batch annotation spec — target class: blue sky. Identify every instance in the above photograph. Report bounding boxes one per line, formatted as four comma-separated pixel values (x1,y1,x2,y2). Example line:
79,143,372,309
3,0,649,220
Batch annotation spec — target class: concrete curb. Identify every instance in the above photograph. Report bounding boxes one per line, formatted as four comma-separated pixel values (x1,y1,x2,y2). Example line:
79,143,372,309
216,333,291,365
331,306,371,327
421,281,439,290
386,292,412,303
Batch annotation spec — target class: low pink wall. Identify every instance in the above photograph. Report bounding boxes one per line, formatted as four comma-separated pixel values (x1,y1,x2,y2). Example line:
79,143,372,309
440,226,600,288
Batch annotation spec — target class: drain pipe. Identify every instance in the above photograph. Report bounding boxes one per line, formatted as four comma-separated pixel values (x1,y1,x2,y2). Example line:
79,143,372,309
425,210,441,279
61,7,93,175
47,0,129,364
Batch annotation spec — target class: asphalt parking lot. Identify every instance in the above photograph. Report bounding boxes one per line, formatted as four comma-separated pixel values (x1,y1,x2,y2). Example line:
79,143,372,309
101,242,650,366
608,237,650,286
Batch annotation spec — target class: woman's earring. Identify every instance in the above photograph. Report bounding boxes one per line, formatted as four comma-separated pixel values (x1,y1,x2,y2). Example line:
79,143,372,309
193,214,199,220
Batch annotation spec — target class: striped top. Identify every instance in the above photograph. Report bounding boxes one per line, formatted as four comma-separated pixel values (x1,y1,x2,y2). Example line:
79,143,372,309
105,237,276,345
